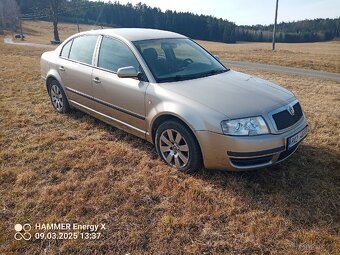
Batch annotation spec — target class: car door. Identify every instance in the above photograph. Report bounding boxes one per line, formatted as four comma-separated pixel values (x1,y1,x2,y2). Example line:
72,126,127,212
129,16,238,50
58,35,98,108
91,36,148,137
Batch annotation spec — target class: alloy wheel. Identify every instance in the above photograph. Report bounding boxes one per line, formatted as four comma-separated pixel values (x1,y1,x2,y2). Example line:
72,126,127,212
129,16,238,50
159,129,190,168
50,84,64,112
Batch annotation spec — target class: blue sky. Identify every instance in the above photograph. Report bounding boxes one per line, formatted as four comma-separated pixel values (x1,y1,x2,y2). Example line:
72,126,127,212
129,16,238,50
100,0,340,25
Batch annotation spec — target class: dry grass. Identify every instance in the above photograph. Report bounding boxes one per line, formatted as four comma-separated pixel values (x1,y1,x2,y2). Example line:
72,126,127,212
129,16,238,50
198,40,340,73
10,20,106,45
0,31,340,254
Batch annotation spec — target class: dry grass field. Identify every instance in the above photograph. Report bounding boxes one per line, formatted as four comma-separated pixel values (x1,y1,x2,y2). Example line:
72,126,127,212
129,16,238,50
198,40,340,73
16,20,106,45
0,21,340,254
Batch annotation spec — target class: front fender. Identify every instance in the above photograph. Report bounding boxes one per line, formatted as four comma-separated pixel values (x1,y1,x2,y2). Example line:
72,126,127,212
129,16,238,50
146,84,226,141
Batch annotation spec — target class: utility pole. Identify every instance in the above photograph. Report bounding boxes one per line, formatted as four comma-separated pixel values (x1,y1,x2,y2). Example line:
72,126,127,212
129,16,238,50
272,0,279,51
19,17,24,40
76,17,80,32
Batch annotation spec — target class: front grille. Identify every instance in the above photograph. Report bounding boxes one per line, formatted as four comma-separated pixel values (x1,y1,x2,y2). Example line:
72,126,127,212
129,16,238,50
272,102,303,130
230,156,273,167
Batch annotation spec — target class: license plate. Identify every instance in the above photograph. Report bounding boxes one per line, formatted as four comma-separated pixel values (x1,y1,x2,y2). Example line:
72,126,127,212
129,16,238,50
287,126,308,149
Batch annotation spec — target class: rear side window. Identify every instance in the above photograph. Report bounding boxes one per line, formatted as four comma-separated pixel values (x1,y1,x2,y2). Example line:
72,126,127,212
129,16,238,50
98,37,139,72
60,39,73,58
69,35,98,65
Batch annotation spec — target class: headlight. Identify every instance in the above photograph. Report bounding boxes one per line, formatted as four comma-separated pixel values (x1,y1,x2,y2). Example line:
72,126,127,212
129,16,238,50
221,116,269,136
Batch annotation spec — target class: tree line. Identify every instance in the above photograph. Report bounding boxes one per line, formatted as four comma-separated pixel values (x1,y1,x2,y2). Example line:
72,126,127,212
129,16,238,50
15,0,237,42
6,0,340,43
238,18,340,43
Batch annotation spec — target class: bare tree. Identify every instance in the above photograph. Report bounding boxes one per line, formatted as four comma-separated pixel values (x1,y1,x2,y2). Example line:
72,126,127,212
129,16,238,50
0,0,20,32
50,0,62,42
0,1,4,34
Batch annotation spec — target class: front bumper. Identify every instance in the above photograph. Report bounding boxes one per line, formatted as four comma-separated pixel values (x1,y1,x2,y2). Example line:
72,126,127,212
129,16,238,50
196,119,308,171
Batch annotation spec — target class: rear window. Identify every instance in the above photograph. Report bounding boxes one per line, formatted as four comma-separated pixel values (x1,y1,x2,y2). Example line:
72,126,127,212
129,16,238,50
60,39,73,58
69,35,98,65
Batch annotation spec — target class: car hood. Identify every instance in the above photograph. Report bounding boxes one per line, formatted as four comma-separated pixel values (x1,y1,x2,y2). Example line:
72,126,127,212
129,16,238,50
161,70,295,119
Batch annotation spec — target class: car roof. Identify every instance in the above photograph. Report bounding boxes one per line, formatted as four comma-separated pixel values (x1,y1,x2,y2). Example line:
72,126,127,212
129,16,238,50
82,28,187,41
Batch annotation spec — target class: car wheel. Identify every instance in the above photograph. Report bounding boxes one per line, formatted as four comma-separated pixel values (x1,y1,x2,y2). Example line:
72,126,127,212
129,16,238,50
155,120,203,173
48,80,70,113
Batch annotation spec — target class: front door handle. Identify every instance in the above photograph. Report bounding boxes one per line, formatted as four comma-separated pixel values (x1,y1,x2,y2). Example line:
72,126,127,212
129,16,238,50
93,77,101,84
59,66,65,72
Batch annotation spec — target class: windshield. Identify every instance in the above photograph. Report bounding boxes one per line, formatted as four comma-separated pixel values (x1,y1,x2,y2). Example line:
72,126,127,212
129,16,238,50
133,38,228,83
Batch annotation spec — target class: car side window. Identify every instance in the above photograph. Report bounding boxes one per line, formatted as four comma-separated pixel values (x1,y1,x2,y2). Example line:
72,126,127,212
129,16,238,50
69,35,98,65
98,37,139,73
60,39,73,58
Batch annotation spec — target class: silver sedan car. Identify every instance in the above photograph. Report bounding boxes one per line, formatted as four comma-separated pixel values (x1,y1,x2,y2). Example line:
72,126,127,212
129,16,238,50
41,28,308,172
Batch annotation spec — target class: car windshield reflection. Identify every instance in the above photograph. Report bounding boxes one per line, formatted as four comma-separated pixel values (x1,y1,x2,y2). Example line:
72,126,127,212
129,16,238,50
133,38,228,83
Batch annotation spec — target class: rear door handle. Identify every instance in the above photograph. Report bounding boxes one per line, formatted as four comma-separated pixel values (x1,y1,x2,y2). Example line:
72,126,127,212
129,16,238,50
93,77,101,84
59,66,65,72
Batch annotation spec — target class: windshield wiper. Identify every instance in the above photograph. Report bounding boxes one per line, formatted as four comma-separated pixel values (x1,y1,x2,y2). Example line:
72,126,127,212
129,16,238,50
201,69,228,78
158,74,201,83
157,69,228,83
174,73,203,81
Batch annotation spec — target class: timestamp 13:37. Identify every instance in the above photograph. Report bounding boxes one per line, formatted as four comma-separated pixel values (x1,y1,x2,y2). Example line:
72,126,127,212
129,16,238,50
34,232,101,240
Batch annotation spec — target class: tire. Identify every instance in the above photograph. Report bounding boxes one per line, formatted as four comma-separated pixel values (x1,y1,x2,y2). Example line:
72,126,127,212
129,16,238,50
155,120,203,173
48,80,70,113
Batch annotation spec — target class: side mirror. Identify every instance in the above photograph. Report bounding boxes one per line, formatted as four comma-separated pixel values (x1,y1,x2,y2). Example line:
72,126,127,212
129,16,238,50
117,66,140,78
214,55,220,61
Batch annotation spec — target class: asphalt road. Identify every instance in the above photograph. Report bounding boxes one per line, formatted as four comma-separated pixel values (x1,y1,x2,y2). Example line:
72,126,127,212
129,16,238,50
222,60,340,82
4,37,340,82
